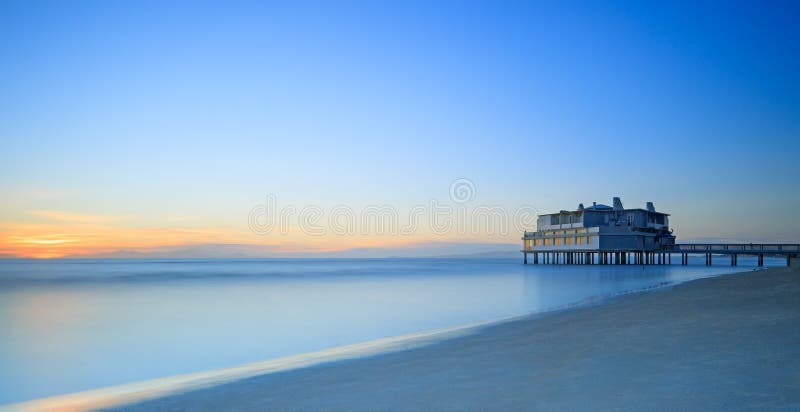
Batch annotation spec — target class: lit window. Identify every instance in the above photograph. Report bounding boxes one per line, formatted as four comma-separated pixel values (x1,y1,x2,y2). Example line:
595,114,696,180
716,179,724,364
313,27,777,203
587,236,593,243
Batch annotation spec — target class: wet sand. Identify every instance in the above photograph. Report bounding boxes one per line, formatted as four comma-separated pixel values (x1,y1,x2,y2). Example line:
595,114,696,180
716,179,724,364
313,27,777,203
107,262,800,411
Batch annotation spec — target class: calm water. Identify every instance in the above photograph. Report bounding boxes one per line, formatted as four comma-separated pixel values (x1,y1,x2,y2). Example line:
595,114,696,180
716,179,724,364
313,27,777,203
0,257,783,404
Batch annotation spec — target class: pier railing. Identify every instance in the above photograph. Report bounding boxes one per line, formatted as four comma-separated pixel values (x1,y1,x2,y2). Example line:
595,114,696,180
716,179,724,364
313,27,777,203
672,244,800,254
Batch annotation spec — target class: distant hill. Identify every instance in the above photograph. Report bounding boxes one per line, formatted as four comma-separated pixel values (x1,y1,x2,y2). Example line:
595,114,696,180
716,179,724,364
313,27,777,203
59,241,520,260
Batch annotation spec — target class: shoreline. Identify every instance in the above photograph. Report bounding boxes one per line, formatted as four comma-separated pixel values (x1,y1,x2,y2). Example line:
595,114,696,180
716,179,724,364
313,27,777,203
1,319,500,412
5,264,797,411
1,283,646,412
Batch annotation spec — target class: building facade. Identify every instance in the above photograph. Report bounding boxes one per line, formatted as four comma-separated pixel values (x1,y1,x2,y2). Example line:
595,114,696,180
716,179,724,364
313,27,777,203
522,197,675,253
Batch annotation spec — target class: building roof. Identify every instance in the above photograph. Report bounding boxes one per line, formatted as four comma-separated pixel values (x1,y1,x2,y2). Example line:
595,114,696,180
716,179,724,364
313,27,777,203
542,207,670,217
585,204,612,210
540,197,670,217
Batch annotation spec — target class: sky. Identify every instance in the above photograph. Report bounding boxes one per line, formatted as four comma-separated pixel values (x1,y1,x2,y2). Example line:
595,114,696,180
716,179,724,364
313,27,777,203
1,0,799,258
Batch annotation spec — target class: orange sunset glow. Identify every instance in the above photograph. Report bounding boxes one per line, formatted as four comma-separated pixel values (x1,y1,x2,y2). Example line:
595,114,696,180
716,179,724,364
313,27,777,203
0,213,489,258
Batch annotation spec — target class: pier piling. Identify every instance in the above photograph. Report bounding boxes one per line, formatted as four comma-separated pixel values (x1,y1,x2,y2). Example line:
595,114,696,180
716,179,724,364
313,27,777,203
522,245,798,266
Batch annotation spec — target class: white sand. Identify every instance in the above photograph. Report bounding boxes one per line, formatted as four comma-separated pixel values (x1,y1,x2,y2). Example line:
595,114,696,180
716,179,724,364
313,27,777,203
98,263,800,411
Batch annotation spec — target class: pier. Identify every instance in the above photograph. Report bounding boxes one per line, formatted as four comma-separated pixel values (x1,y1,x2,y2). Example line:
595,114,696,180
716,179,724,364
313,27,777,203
522,243,800,267
522,197,799,267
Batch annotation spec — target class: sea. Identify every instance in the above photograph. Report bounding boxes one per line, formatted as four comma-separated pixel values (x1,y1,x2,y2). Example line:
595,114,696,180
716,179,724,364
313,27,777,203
0,256,785,405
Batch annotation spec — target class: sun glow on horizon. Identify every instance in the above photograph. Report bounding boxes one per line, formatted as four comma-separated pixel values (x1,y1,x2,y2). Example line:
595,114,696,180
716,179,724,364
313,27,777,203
0,217,504,258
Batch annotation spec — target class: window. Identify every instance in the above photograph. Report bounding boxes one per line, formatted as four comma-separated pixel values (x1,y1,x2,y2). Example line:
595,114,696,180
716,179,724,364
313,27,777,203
576,236,583,245
587,235,593,244
534,239,542,246
565,237,573,245
544,239,551,246
554,238,562,246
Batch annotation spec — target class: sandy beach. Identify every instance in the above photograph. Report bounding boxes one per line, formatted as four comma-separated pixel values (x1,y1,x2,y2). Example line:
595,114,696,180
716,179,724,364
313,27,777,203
98,262,800,411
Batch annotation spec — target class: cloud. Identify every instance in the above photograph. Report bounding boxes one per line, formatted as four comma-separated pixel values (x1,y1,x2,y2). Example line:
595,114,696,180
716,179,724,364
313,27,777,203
63,241,520,259
28,211,124,224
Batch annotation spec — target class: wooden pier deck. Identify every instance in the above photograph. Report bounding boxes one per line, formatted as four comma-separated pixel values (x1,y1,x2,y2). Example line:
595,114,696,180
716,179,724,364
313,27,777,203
522,244,800,266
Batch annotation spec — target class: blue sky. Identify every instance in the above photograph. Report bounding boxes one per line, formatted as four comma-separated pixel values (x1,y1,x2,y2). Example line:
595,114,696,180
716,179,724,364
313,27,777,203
1,1,798,256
